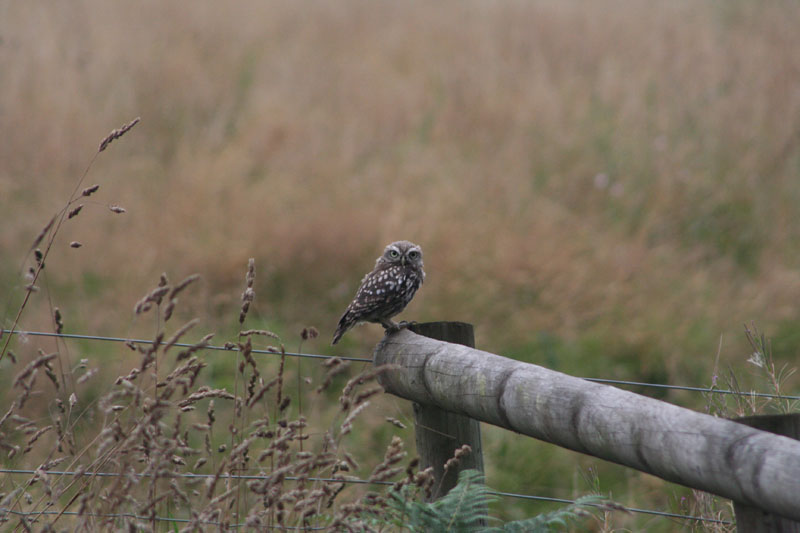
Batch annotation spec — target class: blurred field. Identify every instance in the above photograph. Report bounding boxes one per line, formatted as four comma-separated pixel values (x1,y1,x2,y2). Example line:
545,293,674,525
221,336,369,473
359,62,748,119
2,0,800,529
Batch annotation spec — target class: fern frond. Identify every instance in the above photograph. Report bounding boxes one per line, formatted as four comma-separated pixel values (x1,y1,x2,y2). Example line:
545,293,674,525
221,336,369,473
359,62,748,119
383,470,493,532
352,470,624,532
495,494,624,532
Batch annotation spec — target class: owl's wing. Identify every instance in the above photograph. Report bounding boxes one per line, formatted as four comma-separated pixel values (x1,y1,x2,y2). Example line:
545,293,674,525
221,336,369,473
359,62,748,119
332,276,388,344
348,274,395,316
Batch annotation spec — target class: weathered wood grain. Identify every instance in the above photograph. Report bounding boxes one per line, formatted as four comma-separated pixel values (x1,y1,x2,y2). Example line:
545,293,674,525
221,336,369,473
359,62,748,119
408,322,483,501
374,329,800,521
734,414,800,531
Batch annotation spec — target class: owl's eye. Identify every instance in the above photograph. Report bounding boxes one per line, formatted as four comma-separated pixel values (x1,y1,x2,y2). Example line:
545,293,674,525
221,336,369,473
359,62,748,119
408,251,419,259
388,250,400,258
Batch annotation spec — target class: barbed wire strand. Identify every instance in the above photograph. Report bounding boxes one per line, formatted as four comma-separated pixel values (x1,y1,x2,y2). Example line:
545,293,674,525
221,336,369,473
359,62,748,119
4,329,799,400
0,468,732,525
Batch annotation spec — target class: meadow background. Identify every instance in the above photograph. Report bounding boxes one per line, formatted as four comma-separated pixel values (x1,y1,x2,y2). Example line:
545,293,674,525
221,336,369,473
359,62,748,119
2,0,800,530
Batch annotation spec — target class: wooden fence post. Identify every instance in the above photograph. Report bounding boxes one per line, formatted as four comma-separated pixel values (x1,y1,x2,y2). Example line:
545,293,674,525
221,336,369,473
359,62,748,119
733,414,800,533
373,329,800,520
407,322,484,500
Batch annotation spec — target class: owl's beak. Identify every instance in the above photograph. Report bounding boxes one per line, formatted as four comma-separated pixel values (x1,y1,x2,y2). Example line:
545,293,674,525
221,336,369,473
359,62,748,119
401,256,406,266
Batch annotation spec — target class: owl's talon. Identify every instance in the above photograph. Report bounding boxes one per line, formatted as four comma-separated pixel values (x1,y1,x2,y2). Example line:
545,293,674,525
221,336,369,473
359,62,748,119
384,321,415,335
381,320,401,333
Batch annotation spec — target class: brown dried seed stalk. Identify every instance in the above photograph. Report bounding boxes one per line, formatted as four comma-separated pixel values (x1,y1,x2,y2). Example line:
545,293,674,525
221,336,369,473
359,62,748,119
170,479,190,506
174,340,211,363
239,260,256,324
163,300,175,321
169,274,200,299
40,457,67,470
340,365,398,403
178,387,235,408
455,444,472,458
414,467,435,495
317,358,349,393
68,204,83,219
163,318,199,353
324,357,344,368
81,184,100,197
26,425,53,447
150,286,170,305
134,285,170,314
13,351,58,386
444,444,472,472
98,116,140,152
31,215,56,252
340,402,370,435
289,418,307,430
354,386,383,405
247,377,279,408
54,308,63,334
239,329,279,339
238,305,250,325
108,205,126,214
279,397,291,411
342,452,359,471
405,457,420,478
370,466,404,483
0,406,15,429
386,417,406,429
246,258,255,287
76,368,97,384
301,327,319,340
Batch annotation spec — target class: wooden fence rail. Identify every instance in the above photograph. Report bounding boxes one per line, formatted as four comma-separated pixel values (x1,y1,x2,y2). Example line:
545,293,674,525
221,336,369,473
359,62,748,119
373,324,800,524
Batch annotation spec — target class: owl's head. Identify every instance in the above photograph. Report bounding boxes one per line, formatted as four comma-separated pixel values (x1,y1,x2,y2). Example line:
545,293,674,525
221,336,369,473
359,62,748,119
378,240,424,269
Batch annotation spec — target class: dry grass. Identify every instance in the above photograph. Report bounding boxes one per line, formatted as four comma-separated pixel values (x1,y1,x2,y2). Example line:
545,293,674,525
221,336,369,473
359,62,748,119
2,0,800,530
2,1,800,369
0,253,433,530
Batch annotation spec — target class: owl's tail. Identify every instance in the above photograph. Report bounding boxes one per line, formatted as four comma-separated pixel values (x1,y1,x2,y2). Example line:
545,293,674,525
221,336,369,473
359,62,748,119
331,312,354,345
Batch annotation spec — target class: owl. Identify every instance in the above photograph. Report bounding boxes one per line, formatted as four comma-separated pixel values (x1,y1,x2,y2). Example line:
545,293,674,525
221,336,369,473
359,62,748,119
332,241,425,345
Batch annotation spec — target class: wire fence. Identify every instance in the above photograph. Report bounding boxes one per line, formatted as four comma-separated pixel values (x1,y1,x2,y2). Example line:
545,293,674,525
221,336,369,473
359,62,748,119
1,327,788,529
5,329,800,400
0,507,329,530
0,468,733,527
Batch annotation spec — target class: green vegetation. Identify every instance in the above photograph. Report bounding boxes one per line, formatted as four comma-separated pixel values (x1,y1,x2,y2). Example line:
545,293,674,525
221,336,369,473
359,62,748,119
358,469,620,532
1,0,799,530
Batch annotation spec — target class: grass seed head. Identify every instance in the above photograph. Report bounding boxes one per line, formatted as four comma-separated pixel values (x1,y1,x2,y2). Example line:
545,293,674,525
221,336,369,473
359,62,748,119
98,116,140,152
68,204,84,219
81,184,100,197
301,327,319,340
30,215,56,251
53,307,63,334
